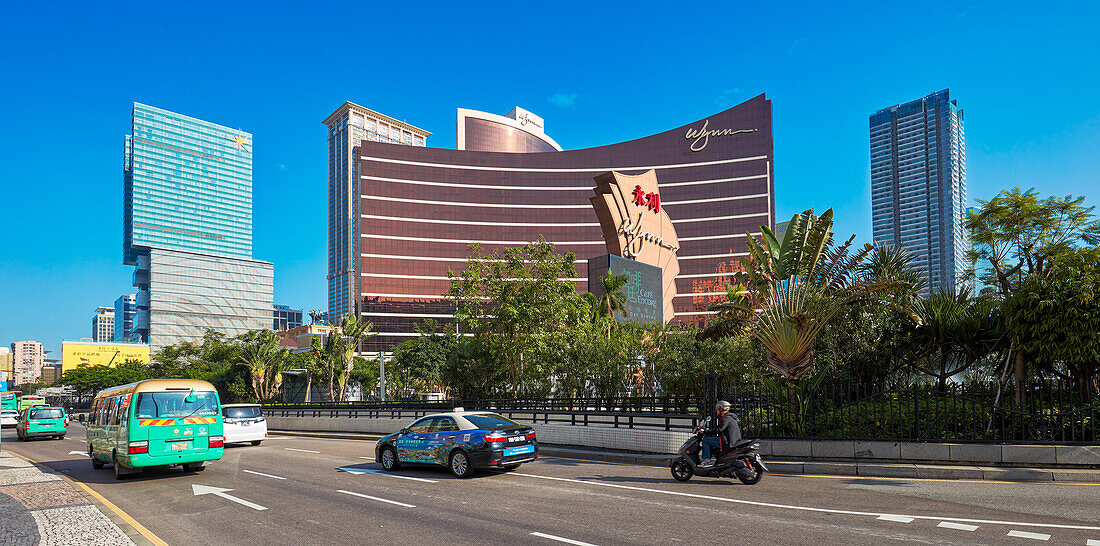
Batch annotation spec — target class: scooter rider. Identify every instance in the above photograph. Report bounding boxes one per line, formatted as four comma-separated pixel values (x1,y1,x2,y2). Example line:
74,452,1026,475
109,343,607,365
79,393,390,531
695,400,741,467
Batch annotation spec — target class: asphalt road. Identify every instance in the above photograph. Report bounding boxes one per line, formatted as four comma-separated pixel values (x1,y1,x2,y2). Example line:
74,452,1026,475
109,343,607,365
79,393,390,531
2,424,1099,545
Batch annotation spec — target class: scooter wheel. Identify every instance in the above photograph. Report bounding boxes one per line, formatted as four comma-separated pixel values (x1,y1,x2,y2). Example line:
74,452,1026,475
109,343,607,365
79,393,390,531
737,461,764,485
671,458,693,482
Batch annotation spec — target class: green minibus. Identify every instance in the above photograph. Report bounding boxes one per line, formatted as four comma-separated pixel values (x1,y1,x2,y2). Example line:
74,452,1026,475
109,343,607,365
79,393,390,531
0,391,16,412
86,379,224,480
16,406,67,440
17,395,46,412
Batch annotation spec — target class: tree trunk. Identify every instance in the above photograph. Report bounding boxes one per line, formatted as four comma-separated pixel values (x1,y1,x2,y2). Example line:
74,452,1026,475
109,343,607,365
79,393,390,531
1014,351,1026,404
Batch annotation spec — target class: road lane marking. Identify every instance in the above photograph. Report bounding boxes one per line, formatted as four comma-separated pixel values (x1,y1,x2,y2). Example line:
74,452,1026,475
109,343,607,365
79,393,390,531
878,515,914,523
938,522,978,531
285,448,321,453
242,470,287,480
338,489,415,508
508,473,1100,531
68,450,88,457
192,484,267,511
1007,530,1050,540
8,450,168,546
337,466,438,483
530,531,598,546
1086,539,1100,545
359,456,374,460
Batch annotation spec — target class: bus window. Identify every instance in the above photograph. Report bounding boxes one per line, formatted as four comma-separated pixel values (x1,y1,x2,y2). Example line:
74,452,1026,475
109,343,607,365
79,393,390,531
110,398,121,426
134,392,218,418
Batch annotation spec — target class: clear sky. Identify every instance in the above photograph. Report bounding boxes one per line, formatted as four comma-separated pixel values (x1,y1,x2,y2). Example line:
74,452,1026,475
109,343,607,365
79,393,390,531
2,1,1098,358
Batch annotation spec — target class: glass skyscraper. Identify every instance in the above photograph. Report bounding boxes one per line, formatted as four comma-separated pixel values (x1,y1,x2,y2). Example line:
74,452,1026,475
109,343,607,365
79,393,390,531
124,103,273,348
114,294,136,342
870,89,967,295
323,101,430,319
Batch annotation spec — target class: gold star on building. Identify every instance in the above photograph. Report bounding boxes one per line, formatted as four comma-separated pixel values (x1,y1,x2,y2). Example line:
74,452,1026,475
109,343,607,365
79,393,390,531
229,129,251,153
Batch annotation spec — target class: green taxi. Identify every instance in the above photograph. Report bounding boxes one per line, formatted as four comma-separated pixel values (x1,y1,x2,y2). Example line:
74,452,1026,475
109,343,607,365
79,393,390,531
16,406,67,441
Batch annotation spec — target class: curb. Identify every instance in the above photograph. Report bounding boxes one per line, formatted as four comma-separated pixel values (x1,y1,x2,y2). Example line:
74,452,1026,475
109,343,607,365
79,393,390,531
271,429,1100,483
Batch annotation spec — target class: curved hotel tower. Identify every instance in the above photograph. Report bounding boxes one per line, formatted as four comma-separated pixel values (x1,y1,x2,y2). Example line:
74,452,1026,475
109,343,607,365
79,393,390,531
327,96,774,351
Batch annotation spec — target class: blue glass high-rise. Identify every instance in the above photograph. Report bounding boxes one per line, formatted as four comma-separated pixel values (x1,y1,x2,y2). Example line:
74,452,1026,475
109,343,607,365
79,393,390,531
123,103,273,348
870,89,968,295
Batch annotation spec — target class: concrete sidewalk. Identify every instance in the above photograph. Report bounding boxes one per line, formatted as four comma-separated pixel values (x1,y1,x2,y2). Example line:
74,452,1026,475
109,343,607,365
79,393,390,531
271,429,1100,483
0,451,136,545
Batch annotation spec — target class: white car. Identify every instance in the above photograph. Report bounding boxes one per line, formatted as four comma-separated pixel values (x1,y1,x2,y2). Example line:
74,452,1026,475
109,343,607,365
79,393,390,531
1,409,19,428
222,403,267,446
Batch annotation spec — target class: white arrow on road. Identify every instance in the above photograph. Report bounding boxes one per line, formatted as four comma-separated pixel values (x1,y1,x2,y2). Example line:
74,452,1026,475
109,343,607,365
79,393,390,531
69,451,88,457
192,484,267,511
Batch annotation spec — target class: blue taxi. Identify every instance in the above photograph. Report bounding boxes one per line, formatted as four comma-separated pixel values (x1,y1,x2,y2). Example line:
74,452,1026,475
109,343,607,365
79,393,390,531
375,410,538,478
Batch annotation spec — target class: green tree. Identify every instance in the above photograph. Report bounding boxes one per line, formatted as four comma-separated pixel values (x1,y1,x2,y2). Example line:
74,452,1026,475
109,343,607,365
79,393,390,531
388,321,456,398
966,187,1100,400
448,238,581,396
905,289,1005,391
237,329,289,402
595,270,629,335
736,209,918,383
334,314,375,402
1003,248,1100,399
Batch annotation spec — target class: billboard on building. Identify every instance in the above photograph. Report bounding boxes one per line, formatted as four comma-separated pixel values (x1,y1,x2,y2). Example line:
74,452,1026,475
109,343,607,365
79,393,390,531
588,254,664,324
61,341,151,372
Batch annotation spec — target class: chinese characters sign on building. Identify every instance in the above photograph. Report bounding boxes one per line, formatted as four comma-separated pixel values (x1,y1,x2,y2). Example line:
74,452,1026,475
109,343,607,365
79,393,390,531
590,170,679,323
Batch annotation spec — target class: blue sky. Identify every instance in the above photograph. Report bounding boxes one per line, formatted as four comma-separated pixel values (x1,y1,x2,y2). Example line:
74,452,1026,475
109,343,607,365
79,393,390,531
2,1,1098,358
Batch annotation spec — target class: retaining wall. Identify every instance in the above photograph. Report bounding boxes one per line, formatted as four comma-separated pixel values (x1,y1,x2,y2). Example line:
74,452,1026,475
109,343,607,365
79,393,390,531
263,413,1100,467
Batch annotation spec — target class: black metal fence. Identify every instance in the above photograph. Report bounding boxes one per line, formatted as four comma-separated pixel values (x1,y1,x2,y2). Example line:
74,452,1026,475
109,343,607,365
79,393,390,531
263,381,1098,444
721,381,1098,444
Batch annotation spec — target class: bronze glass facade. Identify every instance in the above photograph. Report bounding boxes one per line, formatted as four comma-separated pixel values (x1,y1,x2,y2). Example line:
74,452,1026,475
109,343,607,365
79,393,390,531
349,95,774,351
463,117,559,153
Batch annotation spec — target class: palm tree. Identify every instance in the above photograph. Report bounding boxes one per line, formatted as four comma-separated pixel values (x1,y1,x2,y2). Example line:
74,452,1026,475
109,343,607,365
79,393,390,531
238,330,288,401
732,209,919,382
334,314,376,402
906,289,1004,391
597,270,630,319
310,331,342,402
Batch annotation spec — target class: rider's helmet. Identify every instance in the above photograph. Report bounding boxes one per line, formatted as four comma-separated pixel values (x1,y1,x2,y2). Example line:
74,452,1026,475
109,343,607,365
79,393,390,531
716,400,731,412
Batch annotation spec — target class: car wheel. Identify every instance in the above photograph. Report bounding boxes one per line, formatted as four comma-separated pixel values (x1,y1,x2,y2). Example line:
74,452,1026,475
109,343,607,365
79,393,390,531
250,441,262,446
379,446,401,471
91,448,104,469
449,449,474,478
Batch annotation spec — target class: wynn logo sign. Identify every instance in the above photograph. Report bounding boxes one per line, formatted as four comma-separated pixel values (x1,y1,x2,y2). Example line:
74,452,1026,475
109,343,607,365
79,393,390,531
684,119,757,152
590,170,679,323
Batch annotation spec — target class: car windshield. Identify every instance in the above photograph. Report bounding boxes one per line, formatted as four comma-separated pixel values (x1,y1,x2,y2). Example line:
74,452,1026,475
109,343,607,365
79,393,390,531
463,413,521,430
135,392,219,418
224,406,261,419
30,408,64,419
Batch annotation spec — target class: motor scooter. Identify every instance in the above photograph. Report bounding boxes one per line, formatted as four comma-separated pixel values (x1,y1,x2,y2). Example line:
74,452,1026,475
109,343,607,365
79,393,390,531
670,431,767,485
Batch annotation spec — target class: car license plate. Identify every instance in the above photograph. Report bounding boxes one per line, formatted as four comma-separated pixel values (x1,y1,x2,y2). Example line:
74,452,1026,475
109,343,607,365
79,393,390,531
504,445,535,457
240,422,250,427
171,442,190,451
508,436,524,443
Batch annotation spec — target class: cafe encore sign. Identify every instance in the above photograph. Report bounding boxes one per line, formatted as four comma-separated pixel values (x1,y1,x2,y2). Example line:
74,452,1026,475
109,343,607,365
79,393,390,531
684,119,757,152
590,170,680,323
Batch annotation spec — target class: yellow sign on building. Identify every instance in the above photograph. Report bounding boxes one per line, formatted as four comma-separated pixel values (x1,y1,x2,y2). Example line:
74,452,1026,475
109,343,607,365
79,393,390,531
61,341,151,372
